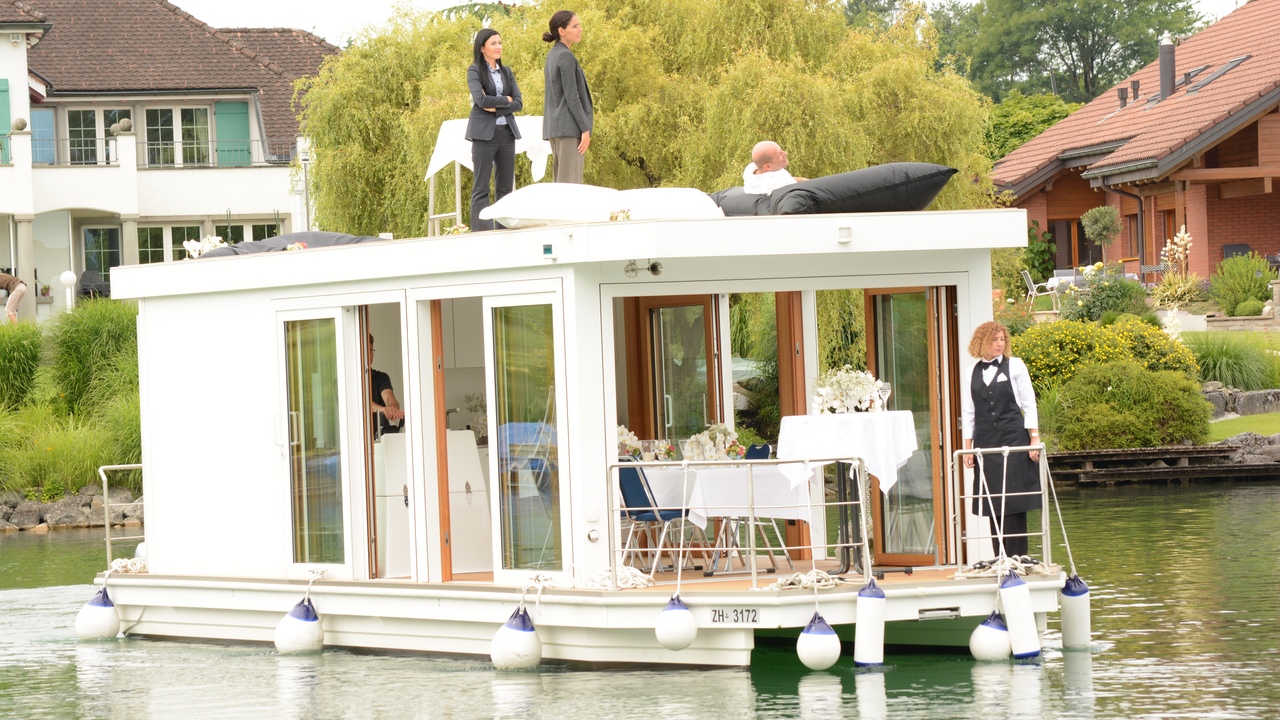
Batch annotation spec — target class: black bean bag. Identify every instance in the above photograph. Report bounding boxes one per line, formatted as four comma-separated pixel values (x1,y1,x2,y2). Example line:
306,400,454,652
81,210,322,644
198,231,391,258
708,162,958,217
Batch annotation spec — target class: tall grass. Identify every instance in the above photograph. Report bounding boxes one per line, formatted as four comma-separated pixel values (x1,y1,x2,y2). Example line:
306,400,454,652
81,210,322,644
46,299,138,415
1182,332,1270,390
0,322,42,409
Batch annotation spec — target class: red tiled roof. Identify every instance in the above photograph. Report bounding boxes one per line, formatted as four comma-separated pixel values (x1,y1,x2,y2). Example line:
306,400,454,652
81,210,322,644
1,0,45,22
992,0,1280,192
22,0,339,139
217,28,339,81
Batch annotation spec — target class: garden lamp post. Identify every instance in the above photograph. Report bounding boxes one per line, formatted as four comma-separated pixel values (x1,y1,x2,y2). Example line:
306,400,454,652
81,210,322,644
60,270,77,311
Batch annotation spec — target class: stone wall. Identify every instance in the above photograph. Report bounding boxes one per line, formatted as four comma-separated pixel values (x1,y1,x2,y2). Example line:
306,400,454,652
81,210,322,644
0,484,142,532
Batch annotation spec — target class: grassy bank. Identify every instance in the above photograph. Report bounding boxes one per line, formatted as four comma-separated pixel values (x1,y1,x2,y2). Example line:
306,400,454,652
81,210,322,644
0,301,141,500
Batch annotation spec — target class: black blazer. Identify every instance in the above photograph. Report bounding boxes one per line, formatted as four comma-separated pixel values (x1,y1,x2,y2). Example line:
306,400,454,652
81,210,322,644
466,63,523,141
542,42,593,139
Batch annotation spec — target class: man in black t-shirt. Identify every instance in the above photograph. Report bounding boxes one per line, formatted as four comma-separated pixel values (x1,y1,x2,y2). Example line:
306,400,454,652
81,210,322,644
368,334,405,435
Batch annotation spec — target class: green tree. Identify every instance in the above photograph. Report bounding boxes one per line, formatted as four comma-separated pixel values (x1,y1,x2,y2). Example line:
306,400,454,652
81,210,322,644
987,90,1080,162
297,0,997,238
962,0,1201,102
844,0,897,28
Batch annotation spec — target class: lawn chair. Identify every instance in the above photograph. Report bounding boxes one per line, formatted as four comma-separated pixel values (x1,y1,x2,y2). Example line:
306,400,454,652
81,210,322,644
1021,270,1057,311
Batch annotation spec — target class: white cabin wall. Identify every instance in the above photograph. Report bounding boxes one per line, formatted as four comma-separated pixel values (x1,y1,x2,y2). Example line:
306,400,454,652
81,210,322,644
567,265,610,580
137,287,288,578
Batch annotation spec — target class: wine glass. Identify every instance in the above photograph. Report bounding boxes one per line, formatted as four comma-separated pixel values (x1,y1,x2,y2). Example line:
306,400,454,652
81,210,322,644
878,381,893,409
640,439,657,462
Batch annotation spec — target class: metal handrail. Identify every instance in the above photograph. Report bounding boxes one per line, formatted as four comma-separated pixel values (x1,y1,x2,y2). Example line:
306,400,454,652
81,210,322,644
99,464,144,566
606,455,874,590
950,445,1052,566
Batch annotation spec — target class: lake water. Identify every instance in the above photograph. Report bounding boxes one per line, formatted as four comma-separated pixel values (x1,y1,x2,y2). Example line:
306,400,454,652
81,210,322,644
2,483,1278,719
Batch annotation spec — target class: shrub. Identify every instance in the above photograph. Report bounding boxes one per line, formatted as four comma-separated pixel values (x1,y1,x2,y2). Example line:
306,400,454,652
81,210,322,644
1059,267,1147,322
994,299,1036,336
1011,320,1132,387
1235,298,1265,317
1025,221,1056,283
1081,205,1121,248
1107,315,1198,375
1148,272,1204,309
1057,361,1211,450
0,407,114,498
1100,310,1160,329
990,247,1027,305
46,299,138,414
1032,381,1070,452
1208,253,1274,316
0,322,42,410
1183,333,1270,390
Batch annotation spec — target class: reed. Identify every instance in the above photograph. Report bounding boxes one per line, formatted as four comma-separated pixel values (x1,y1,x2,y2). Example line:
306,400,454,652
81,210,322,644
0,321,42,410
45,299,138,414
1182,333,1269,391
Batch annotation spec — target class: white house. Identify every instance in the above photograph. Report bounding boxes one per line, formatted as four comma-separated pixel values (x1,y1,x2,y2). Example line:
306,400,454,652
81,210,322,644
0,0,338,320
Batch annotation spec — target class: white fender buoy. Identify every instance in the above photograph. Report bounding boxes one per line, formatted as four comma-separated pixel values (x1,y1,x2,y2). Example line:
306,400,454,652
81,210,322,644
1059,574,1092,650
75,586,121,640
853,578,886,666
274,597,324,654
655,594,698,651
134,542,147,560
968,610,1012,660
797,611,841,670
491,606,542,669
999,570,1041,659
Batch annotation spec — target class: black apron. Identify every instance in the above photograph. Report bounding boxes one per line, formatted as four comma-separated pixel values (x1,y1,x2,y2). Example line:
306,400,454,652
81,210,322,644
971,356,1041,516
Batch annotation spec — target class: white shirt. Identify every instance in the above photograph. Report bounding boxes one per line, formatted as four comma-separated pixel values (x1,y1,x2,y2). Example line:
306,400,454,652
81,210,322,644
487,65,508,127
960,355,1038,440
743,163,798,195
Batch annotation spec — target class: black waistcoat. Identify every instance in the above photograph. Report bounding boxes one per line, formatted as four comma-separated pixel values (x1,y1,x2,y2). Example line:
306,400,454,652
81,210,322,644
970,356,1041,516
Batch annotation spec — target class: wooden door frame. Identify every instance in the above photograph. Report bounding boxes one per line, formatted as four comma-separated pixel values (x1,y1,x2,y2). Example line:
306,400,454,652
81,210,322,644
430,300,453,581
626,294,720,439
864,287,948,567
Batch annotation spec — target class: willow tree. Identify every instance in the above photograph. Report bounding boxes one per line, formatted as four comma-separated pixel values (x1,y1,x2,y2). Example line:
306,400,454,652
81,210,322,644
297,0,996,237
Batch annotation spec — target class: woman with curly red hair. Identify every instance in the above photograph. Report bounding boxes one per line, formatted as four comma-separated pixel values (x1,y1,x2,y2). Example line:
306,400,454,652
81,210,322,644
960,321,1042,558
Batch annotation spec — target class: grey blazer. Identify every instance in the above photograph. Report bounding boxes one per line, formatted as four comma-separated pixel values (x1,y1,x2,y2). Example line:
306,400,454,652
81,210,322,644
542,42,593,139
465,63,523,141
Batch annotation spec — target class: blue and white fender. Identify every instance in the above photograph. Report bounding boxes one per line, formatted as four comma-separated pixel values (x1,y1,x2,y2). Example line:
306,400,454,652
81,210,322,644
797,611,841,670
1059,574,1092,650
999,570,1041,659
853,578,886,666
491,606,542,669
274,597,324,654
969,610,1012,660
75,586,121,641
655,594,698,651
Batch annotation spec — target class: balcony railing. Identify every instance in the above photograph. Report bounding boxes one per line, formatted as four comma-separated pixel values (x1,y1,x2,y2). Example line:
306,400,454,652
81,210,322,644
137,139,297,168
17,137,296,168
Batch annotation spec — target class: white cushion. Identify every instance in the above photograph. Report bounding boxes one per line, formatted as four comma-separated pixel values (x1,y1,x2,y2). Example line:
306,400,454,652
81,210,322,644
480,184,724,229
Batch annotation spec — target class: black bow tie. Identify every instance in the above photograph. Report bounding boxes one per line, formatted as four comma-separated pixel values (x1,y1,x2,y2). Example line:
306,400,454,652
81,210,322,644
979,358,1000,370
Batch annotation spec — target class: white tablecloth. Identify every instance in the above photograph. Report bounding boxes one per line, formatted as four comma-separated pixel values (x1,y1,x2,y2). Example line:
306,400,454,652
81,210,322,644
776,411,918,494
424,116,553,182
643,465,814,531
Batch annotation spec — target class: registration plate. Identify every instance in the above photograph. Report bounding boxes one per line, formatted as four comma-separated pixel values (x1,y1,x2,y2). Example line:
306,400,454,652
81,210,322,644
710,608,759,624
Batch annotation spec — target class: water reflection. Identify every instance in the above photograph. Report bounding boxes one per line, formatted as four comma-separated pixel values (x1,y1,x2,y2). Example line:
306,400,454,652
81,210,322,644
2,483,1279,718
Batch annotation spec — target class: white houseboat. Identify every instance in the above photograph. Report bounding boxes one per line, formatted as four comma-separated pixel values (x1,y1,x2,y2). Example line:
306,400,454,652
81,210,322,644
99,191,1074,667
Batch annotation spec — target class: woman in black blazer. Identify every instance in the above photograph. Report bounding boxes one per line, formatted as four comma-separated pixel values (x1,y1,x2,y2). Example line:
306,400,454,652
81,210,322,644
466,28,523,231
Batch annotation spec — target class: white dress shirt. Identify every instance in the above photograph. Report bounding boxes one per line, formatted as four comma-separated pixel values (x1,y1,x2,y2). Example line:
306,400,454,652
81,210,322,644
743,163,798,195
488,65,508,127
960,355,1038,440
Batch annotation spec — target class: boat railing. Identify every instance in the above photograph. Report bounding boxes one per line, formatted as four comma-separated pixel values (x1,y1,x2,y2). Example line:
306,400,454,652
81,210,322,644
606,456,873,590
99,464,144,567
950,445,1053,567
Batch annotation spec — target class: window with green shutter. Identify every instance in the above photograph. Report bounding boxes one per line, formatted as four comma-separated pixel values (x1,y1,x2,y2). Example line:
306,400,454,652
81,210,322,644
214,101,251,167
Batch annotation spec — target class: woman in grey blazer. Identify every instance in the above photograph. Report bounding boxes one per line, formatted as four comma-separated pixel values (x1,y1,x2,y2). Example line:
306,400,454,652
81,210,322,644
466,28,523,231
542,10,593,184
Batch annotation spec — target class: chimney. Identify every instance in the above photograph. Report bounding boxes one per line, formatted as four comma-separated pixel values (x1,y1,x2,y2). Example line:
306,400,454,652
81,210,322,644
1160,32,1176,101
1118,87,1129,108
1131,79,1141,99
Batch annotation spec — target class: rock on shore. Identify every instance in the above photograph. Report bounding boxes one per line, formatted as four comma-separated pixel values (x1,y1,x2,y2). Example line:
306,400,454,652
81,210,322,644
0,485,143,531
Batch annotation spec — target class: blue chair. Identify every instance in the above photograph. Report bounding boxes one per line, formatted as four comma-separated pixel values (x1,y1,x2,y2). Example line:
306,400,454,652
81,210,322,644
745,444,770,460
617,458,708,576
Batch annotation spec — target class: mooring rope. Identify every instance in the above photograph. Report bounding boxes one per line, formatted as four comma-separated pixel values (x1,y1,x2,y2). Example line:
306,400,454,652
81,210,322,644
579,566,654,590
108,557,146,574
1044,464,1079,578
765,568,855,591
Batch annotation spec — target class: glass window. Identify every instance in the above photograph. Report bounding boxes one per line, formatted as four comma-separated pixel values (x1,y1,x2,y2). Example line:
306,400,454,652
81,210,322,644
252,223,281,242
215,224,245,244
493,303,561,571
285,318,344,564
138,227,164,264
171,225,201,261
146,108,174,165
68,110,97,165
31,108,55,165
83,228,121,280
181,108,211,166
651,304,709,442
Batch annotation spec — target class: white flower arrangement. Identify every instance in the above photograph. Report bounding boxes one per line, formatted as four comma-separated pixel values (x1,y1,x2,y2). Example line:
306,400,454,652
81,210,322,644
683,423,746,461
617,425,642,458
182,235,228,259
811,365,881,414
